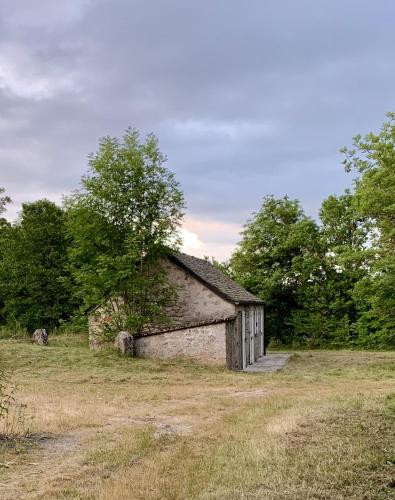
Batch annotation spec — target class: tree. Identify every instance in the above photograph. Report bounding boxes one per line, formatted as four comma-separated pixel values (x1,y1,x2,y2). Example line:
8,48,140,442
231,196,322,344
0,200,75,332
293,191,369,345
204,256,234,278
67,128,184,337
0,188,11,228
320,192,368,332
0,188,11,324
342,112,395,347
0,188,11,220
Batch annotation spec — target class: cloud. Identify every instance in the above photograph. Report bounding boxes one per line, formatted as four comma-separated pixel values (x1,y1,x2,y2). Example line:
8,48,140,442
181,216,241,260
180,228,203,253
169,119,279,143
0,0,94,32
0,0,394,258
0,47,80,100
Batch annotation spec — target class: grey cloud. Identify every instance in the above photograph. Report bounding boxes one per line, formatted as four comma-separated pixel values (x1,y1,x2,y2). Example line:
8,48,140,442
0,0,394,253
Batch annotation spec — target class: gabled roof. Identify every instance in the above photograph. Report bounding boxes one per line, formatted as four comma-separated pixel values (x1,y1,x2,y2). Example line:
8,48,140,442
169,252,264,305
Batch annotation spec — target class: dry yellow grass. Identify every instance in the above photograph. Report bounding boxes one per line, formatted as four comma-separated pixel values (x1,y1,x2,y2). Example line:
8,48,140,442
0,335,394,499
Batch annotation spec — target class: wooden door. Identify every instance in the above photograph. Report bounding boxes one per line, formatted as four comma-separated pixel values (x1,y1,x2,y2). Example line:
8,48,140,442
241,309,247,369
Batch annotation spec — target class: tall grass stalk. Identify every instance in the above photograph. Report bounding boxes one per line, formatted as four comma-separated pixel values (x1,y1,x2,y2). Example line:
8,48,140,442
0,360,29,438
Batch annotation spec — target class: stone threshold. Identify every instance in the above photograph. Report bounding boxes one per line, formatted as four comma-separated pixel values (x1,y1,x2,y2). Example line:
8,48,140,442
244,353,291,373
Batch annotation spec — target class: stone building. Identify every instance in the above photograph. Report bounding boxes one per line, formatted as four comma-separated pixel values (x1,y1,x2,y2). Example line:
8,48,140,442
89,252,265,370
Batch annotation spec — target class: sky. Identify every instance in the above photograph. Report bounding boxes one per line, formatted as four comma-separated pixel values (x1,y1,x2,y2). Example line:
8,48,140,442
1,1,394,260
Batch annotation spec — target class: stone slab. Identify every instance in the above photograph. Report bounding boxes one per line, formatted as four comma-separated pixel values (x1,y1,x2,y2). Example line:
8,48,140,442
244,353,291,373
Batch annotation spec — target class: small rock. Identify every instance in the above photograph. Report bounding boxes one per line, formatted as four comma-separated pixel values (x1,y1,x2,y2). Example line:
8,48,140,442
114,331,134,356
32,329,48,345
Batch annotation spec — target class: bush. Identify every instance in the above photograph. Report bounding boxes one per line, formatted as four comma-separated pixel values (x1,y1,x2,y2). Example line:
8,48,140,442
0,320,28,340
52,314,89,336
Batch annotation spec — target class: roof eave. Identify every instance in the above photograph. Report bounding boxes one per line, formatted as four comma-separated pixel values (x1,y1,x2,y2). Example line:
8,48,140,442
234,300,266,306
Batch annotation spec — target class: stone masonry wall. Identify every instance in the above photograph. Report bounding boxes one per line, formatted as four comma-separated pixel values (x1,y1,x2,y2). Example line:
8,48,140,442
88,258,236,351
135,322,227,363
162,259,236,325
88,313,102,350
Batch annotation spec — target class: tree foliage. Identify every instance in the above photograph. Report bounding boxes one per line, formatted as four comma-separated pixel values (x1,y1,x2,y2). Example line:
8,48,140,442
341,112,395,347
0,200,75,332
230,113,394,348
66,128,184,336
294,191,368,345
231,196,322,344
0,188,11,324
0,187,11,220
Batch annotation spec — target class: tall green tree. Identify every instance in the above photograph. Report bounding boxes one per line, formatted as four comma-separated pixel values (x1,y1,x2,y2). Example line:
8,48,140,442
67,128,184,336
0,188,11,324
295,191,368,345
0,188,11,221
231,196,321,344
342,112,395,346
0,200,74,332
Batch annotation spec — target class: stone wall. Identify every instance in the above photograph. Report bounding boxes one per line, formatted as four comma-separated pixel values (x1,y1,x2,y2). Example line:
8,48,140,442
135,321,228,363
88,310,104,349
162,259,236,325
88,258,236,349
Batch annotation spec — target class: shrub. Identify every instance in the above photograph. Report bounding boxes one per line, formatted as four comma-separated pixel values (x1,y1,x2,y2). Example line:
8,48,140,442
52,314,89,336
0,319,28,340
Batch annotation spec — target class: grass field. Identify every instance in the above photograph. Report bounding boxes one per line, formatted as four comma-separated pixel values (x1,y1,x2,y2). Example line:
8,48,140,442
0,335,394,499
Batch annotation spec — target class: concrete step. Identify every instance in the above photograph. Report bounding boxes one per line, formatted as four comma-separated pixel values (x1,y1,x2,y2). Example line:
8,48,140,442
244,353,291,372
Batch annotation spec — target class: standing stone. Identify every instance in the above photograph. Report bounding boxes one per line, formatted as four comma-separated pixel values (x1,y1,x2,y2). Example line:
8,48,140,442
114,331,134,356
32,329,48,345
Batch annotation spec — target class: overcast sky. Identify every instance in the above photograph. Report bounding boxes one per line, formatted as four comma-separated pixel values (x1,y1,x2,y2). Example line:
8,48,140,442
1,1,394,259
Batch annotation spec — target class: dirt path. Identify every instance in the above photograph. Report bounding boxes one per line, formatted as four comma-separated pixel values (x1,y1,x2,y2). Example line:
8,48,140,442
0,387,271,499
3,377,390,499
